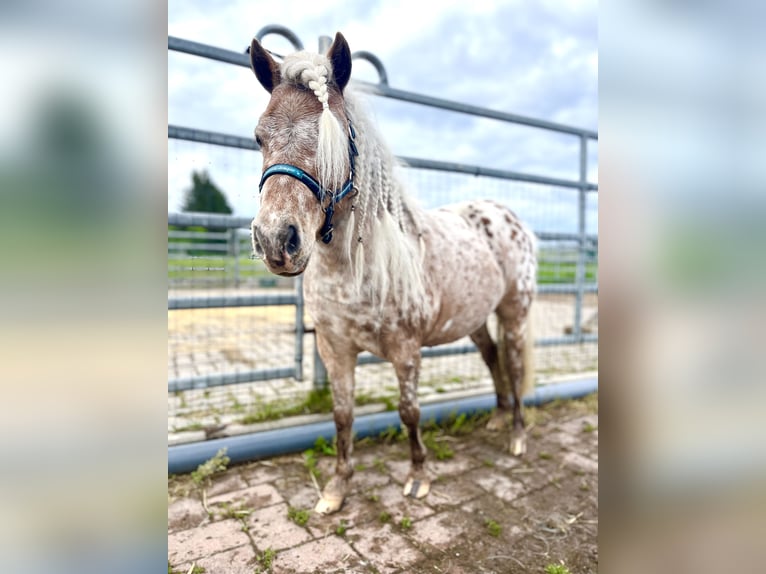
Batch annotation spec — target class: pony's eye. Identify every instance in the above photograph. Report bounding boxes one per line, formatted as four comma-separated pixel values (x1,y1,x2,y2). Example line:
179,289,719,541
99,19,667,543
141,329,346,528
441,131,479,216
255,135,263,147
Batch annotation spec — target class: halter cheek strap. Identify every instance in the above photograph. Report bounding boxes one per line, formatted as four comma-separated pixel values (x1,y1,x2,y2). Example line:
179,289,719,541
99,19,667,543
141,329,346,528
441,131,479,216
258,120,358,244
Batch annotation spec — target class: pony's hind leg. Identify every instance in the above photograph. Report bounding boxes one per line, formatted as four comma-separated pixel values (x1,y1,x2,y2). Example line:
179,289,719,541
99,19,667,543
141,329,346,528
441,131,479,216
470,323,512,431
394,352,430,499
496,296,535,456
314,334,357,515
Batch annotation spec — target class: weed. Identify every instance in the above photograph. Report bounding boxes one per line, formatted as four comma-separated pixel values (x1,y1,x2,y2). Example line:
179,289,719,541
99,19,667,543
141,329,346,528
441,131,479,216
379,511,391,523
545,562,572,574
313,435,336,456
449,413,469,435
423,431,454,461
538,451,553,460
257,547,276,571
335,519,348,536
302,449,322,479
354,462,368,472
485,519,502,537
400,516,413,530
287,506,309,527
582,422,597,433
382,396,398,411
435,386,446,393
579,481,590,491
191,448,229,485
482,459,495,468
373,457,386,473
366,492,380,503
379,425,402,443
218,501,251,520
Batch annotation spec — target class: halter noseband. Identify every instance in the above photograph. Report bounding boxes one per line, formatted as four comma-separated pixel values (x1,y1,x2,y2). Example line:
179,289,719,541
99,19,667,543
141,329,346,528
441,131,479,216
258,119,358,244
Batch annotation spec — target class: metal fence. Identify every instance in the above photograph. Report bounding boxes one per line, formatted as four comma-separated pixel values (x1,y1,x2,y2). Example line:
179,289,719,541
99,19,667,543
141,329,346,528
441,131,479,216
167,28,598,442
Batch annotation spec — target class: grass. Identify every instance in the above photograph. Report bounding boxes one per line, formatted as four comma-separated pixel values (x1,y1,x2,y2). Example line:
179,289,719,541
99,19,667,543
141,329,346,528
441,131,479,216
545,563,572,574
287,506,310,527
190,448,229,485
379,511,391,523
256,547,276,571
538,451,553,460
423,430,454,461
239,387,334,425
583,421,597,433
485,519,502,537
399,516,413,531
335,519,348,536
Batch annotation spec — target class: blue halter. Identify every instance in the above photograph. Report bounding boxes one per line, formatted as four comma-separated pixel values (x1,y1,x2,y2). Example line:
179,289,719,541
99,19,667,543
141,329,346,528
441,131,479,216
258,119,358,244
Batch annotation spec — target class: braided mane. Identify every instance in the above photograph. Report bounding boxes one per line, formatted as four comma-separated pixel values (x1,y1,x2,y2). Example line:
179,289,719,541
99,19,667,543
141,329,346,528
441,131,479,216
281,51,426,313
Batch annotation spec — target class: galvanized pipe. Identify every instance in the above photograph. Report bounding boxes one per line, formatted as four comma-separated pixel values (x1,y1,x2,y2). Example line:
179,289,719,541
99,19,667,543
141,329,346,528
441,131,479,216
167,36,598,140
168,124,597,192
168,377,598,474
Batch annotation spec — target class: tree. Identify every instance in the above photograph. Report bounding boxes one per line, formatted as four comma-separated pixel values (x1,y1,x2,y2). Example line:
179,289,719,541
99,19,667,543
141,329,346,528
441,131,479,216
182,170,233,214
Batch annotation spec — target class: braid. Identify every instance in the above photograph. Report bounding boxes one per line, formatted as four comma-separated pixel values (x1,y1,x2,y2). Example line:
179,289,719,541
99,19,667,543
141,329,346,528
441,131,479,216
282,53,346,192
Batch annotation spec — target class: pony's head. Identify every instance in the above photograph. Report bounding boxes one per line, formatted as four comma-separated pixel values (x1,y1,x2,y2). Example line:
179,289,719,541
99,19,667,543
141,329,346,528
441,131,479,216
249,32,352,276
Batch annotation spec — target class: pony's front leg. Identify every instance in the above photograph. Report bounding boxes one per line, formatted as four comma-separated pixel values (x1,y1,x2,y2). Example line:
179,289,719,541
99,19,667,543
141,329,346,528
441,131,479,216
314,335,357,515
394,353,430,499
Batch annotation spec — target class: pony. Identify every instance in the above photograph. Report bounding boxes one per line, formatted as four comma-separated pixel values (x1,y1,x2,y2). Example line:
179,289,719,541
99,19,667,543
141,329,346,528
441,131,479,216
248,32,537,514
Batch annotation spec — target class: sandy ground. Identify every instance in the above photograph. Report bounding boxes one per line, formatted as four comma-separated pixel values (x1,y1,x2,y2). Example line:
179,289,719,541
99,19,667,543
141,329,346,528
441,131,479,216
168,292,598,441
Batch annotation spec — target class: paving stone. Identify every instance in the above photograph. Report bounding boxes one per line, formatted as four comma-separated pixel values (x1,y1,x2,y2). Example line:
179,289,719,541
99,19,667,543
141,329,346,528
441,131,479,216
247,502,312,551
425,475,485,508
375,482,435,523
407,510,468,550
562,451,598,473
472,469,526,503
429,453,477,476
191,544,257,574
285,484,318,510
349,522,425,574
274,536,364,574
207,483,284,517
168,497,208,533
241,461,284,485
168,519,250,564
206,472,248,497
351,468,391,492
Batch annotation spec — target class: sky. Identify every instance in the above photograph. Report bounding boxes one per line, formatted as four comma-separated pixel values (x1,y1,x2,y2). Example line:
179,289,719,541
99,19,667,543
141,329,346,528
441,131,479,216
168,0,598,234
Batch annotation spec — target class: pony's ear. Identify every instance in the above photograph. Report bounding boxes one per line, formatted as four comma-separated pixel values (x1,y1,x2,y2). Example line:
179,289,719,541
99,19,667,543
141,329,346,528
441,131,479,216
327,32,351,92
250,38,281,93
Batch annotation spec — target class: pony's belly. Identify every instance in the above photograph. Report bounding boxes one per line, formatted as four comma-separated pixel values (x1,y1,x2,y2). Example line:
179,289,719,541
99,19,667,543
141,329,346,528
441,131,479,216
422,301,497,347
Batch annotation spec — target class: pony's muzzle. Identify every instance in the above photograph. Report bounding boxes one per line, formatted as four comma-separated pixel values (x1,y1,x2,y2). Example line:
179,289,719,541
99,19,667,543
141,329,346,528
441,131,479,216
252,223,303,275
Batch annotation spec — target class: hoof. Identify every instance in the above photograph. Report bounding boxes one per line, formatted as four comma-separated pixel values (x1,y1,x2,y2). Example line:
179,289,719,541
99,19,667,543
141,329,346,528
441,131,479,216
403,475,431,499
314,494,344,515
510,430,527,457
486,411,509,432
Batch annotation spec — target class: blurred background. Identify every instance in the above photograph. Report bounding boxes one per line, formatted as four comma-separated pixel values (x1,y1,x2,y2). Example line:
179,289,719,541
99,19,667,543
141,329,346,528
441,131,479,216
0,0,764,572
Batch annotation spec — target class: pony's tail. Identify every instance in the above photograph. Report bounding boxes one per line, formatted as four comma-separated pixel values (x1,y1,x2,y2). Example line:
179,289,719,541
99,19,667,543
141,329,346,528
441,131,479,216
495,301,536,398
521,301,536,397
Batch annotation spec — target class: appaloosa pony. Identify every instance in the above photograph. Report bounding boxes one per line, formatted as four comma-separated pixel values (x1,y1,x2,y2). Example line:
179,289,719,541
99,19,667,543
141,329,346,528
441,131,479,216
249,33,537,514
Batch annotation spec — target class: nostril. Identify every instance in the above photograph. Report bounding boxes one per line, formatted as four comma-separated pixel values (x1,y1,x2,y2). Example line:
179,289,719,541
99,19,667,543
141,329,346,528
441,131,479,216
251,227,265,258
285,225,300,256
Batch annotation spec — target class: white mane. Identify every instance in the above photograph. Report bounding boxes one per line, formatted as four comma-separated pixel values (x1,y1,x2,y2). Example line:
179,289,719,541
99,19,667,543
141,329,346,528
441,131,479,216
280,51,426,315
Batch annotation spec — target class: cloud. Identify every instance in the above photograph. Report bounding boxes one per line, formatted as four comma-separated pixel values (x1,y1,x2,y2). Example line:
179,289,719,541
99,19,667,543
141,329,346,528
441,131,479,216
168,0,598,231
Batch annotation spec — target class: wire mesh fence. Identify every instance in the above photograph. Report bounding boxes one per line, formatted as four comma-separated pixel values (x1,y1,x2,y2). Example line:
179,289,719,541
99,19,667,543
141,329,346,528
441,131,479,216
167,33,597,444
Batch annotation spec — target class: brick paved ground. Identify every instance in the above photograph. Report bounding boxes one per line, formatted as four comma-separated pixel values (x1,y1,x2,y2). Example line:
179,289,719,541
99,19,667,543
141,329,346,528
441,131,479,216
168,395,598,574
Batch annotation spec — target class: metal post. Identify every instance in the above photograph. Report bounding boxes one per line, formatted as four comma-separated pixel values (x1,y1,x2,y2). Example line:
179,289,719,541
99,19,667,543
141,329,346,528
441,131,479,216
573,134,588,340
294,275,304,382
318,35,332,52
